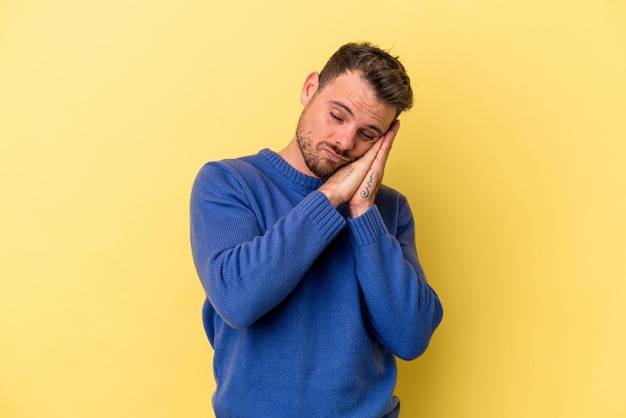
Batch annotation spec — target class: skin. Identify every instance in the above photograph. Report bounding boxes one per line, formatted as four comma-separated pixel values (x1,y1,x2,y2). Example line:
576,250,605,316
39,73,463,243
279,70,400,218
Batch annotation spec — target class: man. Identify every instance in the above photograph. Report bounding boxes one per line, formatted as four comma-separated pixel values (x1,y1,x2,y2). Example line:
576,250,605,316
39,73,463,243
190,42,443,418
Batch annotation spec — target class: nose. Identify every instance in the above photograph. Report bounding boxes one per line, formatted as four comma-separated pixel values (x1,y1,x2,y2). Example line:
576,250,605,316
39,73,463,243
333,125,357,152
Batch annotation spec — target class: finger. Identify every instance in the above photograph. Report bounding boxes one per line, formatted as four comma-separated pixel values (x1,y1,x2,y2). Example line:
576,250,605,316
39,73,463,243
387,119,401,137
355,135,386,168
382,119,400,151
372,120,400,169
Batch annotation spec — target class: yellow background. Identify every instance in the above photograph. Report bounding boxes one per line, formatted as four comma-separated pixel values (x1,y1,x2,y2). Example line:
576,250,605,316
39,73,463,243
2,0,625,417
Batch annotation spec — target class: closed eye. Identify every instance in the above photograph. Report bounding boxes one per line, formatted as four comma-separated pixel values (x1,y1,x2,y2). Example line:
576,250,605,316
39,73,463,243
329,112,343,122
359,130,377,141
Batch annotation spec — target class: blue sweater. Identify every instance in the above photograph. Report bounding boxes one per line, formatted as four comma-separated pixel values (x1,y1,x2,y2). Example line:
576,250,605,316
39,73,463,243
190,149,443,418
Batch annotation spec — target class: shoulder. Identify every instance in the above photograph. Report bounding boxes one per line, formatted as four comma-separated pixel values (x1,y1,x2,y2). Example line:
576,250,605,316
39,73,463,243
194,152,267,185
375,184,415,233
191,154,269,208
201,151,263,174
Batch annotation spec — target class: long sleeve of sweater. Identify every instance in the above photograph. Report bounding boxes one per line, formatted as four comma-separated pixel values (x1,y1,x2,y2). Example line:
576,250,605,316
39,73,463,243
349,197,443,360
190,161,346,329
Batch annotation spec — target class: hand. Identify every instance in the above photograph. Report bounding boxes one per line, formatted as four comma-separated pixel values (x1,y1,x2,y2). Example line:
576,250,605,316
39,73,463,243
348,120,399,217
319,120,400,216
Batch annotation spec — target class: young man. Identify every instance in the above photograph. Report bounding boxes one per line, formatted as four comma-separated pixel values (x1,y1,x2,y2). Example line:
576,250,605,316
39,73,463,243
190,42,443,418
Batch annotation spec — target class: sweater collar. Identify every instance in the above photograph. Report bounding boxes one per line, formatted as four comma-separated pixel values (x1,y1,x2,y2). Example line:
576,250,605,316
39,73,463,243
260,149,325,191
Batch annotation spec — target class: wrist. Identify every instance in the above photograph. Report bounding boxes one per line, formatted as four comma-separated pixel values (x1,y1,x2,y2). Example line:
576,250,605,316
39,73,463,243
349,203,372,218
318,185,342,208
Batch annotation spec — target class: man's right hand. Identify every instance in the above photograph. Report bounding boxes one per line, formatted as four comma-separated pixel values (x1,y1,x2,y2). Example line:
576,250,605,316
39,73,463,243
318,137,386,209
318,120,399,215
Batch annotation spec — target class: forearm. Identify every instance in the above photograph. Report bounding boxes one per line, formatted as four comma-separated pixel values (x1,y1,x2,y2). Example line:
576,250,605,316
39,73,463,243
192,184,345,329
349,206,443,360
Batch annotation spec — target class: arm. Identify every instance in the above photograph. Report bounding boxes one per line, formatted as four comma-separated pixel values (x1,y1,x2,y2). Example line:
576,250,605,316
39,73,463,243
319,120,443,358
190,163,345,329
349,199,443,360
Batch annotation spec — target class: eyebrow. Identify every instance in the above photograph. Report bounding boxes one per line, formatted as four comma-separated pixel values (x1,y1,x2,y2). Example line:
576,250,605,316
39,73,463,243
330,100,385,136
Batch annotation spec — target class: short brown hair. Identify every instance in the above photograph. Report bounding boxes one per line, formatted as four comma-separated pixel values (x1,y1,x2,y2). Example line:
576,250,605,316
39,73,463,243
318,42,413,116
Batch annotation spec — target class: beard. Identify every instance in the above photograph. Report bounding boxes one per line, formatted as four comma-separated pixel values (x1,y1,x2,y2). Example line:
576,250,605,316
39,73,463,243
295,111,353,180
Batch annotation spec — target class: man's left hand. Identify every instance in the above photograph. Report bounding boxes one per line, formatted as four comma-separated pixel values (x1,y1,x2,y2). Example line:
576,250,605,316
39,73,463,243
348,120,400,218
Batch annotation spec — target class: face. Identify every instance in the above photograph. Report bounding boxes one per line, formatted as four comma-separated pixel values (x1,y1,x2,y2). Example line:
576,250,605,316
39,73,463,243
295,71,397,179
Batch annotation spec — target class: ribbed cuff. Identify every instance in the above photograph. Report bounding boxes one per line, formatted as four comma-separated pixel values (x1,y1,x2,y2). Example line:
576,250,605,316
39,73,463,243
298,191,346,241
348,205,387,247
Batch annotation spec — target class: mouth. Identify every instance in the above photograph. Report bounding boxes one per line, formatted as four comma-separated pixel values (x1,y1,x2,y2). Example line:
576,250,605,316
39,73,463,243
323,147,349,163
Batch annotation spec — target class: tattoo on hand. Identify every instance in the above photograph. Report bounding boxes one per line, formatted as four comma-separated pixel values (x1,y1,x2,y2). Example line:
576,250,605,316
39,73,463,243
360,172,374,198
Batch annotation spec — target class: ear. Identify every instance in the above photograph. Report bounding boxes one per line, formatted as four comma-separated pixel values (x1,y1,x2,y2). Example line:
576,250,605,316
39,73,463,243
300,72,320,105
